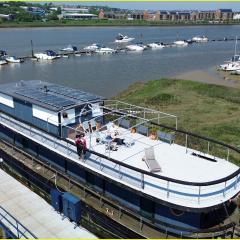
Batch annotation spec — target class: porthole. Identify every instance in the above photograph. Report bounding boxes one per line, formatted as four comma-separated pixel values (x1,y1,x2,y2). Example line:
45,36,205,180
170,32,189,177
170,208,185,217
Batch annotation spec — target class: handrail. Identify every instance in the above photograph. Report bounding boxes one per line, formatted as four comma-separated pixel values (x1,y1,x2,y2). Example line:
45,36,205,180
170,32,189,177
0,139,235,239
0,206,37,239
0,111,240,188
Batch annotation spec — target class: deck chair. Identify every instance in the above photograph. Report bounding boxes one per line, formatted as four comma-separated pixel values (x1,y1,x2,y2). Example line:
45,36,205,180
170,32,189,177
118,119,131,129
143,147,161,173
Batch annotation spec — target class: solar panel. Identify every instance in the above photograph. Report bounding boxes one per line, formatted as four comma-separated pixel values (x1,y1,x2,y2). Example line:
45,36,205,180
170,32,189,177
46,84,101,103
15,88,75,110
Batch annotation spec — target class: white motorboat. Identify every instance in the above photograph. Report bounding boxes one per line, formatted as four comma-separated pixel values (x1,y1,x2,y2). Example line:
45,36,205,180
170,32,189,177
5,56,23,63
95,46,116,54
34,50,60,60
60,45,78,52
192,36,208,42
114,33,135,43
219,62,240,71
126,43,146,51
83,43,100,52
147,42,165,49
173,40,188,47
0,59,7,65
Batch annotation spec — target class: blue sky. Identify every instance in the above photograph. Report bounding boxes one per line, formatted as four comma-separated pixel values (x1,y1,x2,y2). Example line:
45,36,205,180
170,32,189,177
65,2,240,11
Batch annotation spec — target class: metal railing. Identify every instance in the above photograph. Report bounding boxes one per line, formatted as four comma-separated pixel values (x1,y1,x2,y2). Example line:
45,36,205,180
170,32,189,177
0,110,240,208
0,206,37,239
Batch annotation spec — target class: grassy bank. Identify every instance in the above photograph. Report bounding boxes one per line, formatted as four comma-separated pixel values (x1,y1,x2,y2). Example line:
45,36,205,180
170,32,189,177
115,78,240,148
0,19,240,28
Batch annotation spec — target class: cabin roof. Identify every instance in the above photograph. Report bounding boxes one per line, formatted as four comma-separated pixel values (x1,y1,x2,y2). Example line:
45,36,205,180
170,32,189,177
0,80,104,112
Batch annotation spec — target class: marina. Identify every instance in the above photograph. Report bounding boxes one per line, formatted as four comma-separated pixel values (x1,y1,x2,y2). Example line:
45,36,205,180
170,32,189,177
0,80,239,238
1,25,240,97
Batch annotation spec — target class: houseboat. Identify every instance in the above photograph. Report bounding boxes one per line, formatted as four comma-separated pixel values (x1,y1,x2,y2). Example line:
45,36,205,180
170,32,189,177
0,80,239,238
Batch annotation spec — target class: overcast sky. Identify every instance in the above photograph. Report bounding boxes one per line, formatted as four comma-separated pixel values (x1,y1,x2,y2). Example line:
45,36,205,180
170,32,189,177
62,2,240,11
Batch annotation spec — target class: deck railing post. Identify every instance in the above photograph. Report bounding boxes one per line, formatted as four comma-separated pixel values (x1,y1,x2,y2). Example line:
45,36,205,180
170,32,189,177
176,117,178,130
118,165,121,179
223,181,227,197
198,186,201,204
141,173,144,189
207,141,210,153
185,134,188,153
235,174,239,189
227,148,230,161
167,181,170,198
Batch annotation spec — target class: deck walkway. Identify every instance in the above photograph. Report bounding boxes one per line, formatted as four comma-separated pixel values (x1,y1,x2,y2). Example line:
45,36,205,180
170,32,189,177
0,112,240,209
0,169,96,238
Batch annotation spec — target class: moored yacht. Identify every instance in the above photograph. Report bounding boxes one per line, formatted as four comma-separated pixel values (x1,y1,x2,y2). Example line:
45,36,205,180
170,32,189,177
114,33,135,43
126,43,147,51
147,42,165,49
83,43,100,52
173,40,188,46
192,36,208,42
95,45,116,54
0,80,239,238
60,45,78,52
34,50,60,60
5,56,23,63
0,59,7,65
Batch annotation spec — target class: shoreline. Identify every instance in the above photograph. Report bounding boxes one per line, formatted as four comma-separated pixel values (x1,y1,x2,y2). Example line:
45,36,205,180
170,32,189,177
0,22,240,29
175,69,240,89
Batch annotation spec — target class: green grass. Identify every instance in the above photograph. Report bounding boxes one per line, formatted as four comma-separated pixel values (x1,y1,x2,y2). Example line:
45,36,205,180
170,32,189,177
115,79,240,148
0,19,240,28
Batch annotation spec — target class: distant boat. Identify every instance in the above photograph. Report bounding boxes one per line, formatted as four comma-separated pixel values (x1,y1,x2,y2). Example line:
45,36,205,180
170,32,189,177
147,42,165,49
126,43,147,51
5,56,23,63
83,43,100,52
219,62,240,71
219,36,240,71
0,59,7,65
34,50,60,60
114,33,135,43
95,46,116,54
192,36,208,42
173,40,188,46
60,45,78,52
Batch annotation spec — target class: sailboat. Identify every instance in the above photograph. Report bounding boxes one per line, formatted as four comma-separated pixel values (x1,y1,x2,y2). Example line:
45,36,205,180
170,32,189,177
219,36,240,71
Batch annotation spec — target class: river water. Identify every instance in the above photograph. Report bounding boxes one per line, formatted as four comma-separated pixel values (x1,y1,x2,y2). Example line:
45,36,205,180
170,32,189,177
0,25,239,97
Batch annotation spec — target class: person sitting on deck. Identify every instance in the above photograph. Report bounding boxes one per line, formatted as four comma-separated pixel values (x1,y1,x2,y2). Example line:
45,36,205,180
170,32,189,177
75,134,87,160
106,123,125,145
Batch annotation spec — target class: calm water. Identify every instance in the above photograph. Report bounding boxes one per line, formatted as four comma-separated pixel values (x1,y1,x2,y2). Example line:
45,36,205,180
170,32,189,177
0,25,239,97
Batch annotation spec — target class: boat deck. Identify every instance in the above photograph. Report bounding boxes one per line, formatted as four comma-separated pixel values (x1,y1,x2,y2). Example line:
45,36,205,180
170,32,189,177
0,112,240,210
84,127,237,183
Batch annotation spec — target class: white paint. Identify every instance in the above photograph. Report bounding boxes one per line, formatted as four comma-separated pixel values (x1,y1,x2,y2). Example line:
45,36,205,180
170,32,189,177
61,108,75,125
89,103,103,117
233,13,240,20
32,105,58,126
0,93,14,108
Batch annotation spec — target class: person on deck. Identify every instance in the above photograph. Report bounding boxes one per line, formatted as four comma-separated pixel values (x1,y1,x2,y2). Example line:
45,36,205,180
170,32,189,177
75,134,87,159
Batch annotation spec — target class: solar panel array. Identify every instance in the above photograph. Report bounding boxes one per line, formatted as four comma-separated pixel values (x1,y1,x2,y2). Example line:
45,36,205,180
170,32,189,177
15,88,76,109
46,85,101,103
